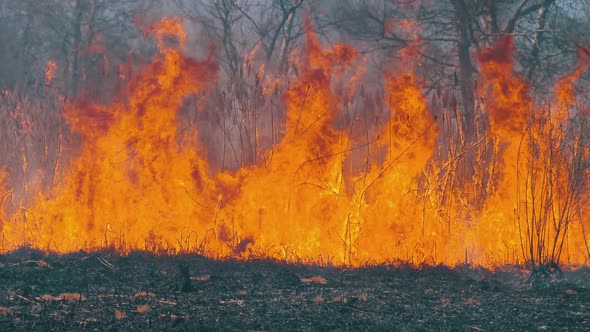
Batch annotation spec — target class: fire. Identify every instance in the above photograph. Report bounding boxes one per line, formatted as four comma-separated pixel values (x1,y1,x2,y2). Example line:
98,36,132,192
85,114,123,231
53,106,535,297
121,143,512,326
555,47,590,109
0,18,588,268
214,20,360,260
478,37,530,138
461,36,533,266
474,37,590,266
45,61,57,85
0,170,8,225
1,18,218,252
353,71,438,264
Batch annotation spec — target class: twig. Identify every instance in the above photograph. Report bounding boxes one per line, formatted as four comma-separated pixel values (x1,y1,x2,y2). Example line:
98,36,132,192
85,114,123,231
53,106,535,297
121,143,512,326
14,294,39,305
182,186,210,209
8,260,49,268
293,84,311,137
96,255,116,270
111,156,158,183
574,42,590,57
359,123,436,202
342,305,368,313
293,138,379,176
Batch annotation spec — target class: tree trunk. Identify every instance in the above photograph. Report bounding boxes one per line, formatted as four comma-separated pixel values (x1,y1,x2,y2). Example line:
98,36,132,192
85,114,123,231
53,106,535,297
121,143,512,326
69,0,85,99
18,11,33,89
525,0,554,81
451,0,475,136
279,11,295,75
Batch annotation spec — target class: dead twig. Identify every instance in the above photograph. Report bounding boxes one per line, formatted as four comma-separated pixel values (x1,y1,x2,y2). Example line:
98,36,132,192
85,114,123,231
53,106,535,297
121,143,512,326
96,255,116,270
8,260,51,269
14,294,39,305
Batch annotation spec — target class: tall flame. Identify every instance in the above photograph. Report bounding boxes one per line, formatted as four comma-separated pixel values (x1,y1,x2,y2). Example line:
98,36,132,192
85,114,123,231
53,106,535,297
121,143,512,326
0,19,588,268
1,18,218,252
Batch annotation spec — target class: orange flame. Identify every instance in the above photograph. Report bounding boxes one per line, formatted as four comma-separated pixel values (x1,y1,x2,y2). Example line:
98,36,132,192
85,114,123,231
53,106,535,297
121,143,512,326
0,169,8,221
478,37,531,137
45,60,57,85
213,20,360,261
475,37,589,266
555,47,590,108
1,18,217,252
1,19,588,268
354,71,439,264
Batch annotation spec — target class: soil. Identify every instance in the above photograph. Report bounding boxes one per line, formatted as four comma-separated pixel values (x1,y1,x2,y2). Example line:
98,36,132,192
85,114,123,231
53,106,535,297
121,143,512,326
0,247,589,331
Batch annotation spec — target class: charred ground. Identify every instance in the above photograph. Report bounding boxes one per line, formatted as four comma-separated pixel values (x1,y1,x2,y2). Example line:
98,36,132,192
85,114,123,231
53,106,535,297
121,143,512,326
0,248,589,331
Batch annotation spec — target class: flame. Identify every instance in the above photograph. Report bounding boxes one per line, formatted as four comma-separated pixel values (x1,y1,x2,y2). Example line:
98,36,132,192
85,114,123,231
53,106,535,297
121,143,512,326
478,37,531,137
475,37,590,266
45,60,57,85
354,71,439,264
555,47,590,108
471,36,532,265
214,20,360,261
0,169,8,220
1,18,218,252
1,19,589,268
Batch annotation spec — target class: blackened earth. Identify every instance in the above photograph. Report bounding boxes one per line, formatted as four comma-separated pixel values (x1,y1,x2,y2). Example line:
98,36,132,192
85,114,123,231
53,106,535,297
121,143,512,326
0,248,589,331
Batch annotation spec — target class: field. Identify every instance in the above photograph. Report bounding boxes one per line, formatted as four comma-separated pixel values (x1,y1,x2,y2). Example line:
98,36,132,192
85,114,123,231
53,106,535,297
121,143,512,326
0,248,589,331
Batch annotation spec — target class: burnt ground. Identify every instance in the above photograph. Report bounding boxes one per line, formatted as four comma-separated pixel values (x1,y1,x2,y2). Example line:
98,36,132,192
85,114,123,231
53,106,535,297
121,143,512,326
0,248,589,331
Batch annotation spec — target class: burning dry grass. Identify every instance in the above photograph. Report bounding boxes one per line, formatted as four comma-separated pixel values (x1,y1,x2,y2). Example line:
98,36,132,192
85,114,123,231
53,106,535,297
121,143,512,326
0,17,588,270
